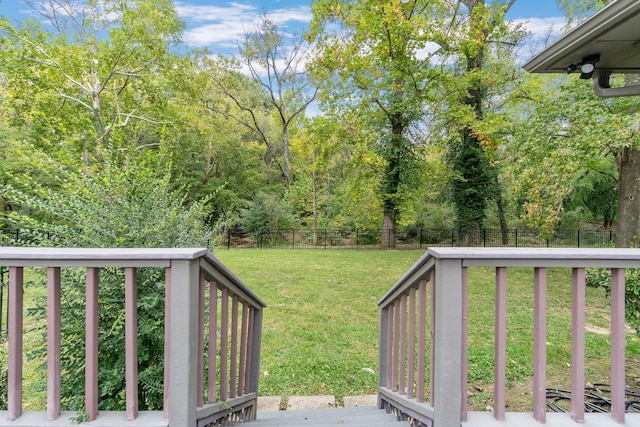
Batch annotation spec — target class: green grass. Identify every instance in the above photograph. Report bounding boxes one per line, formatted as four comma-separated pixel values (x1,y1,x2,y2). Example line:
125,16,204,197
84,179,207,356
215,250,640,409
214,250,424,400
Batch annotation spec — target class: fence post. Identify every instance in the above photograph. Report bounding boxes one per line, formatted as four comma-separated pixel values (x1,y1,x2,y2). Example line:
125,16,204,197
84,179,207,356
483,228,486,247
515,229,518,248
292,230,295,249
227,230,231,250
577,230,580,248
419,228,423,250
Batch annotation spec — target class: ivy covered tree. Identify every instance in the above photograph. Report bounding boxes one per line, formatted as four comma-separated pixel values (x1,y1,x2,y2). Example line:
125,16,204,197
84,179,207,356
308,0,450,246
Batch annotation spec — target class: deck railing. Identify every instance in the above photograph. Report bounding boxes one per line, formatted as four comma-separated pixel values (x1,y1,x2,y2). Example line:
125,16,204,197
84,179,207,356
378,247,640,427
0,247,266,427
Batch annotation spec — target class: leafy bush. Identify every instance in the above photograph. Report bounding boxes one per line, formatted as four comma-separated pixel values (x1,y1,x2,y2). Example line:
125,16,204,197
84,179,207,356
240,192,297,235
0,344,6,410
1,159,213,411
586,268,640,336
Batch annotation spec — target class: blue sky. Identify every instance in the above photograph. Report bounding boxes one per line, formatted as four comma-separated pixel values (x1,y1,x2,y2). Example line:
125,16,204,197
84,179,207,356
2,0,567,55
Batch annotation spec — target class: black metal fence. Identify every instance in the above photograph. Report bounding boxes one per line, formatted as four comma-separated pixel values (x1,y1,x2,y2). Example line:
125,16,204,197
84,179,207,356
0,226,619,250
211,227,617,250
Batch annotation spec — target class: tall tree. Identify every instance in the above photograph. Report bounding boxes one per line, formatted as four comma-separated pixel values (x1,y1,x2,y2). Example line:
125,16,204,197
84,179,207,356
309,0,452,246
445,0,521,244
207,16,317,189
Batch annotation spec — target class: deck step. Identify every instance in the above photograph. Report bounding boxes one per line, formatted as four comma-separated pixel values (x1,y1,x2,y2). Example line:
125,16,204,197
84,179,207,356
250,406,406,426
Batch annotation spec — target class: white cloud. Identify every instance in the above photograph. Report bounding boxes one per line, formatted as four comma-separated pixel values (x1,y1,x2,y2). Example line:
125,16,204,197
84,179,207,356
510,16,567,41
176,2,311,49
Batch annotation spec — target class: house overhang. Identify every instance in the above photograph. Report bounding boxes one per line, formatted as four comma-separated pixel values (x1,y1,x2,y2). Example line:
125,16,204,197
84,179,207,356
523,0,640,97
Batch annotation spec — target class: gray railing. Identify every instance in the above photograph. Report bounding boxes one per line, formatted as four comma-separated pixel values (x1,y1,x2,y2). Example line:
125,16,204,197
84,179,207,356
0,247,265,427
378,247,640,427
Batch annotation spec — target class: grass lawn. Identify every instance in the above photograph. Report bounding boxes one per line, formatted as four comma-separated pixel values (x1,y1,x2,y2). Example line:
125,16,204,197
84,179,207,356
215,249,640,410
214,249,425,404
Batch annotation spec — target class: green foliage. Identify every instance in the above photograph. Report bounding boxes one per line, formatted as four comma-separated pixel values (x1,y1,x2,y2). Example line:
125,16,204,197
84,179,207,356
1,159,213,411
240,193,297,235
0,344,6,410
2,159,213,248
586,268,640,336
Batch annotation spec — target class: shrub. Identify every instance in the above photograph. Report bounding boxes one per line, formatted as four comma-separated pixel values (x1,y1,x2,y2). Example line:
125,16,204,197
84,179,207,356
1,159,213,411
586,268,640,336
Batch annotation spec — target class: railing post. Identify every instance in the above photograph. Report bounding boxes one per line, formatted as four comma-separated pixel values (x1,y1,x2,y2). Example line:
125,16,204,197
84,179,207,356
169,259,200,427
433,257,463,427
248,308,263,397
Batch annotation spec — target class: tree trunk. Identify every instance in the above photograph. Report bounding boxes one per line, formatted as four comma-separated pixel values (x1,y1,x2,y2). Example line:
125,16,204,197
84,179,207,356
381,213,395,248
282,130,291,188
496,188,509,245
615,147,640,247
380,114,405,249
312,152,318,246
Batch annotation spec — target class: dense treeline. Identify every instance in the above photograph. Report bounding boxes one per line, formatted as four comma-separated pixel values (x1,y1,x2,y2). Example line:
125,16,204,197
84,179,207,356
1,0,639,413
0,0,637,245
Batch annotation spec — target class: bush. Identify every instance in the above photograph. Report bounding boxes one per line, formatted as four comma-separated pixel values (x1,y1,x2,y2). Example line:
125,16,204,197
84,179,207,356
586,268,640,336
1,159,213,411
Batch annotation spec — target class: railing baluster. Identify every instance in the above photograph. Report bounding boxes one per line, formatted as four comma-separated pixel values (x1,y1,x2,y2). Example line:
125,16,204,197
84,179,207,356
208,281,218,403
386,303,394,389
571,267,586,423
47,267,61,421
399,294,407,395
494,267,507,421
392,299,400,392
86,267,99,422
125,267,138,420
220,288,229,401
610,268,625,423
533,267,547,423
163,267,171,420
8,266,24,421
461,267,468,422
197,271,205,407
245,307,253,392
230,295,239,399
407,287,416,399
429,269,436,405
417,279,427,403
238,302,248,396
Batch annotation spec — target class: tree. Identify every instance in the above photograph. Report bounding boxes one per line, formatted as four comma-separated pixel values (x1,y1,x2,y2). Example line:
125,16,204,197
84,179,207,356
0,0,183,166
445,1,520,244
309,0,450,246
207,16,317,189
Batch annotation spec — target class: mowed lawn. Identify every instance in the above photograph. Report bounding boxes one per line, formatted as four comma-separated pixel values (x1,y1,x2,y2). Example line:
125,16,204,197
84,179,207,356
215,249,640,409
214,249,425,402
